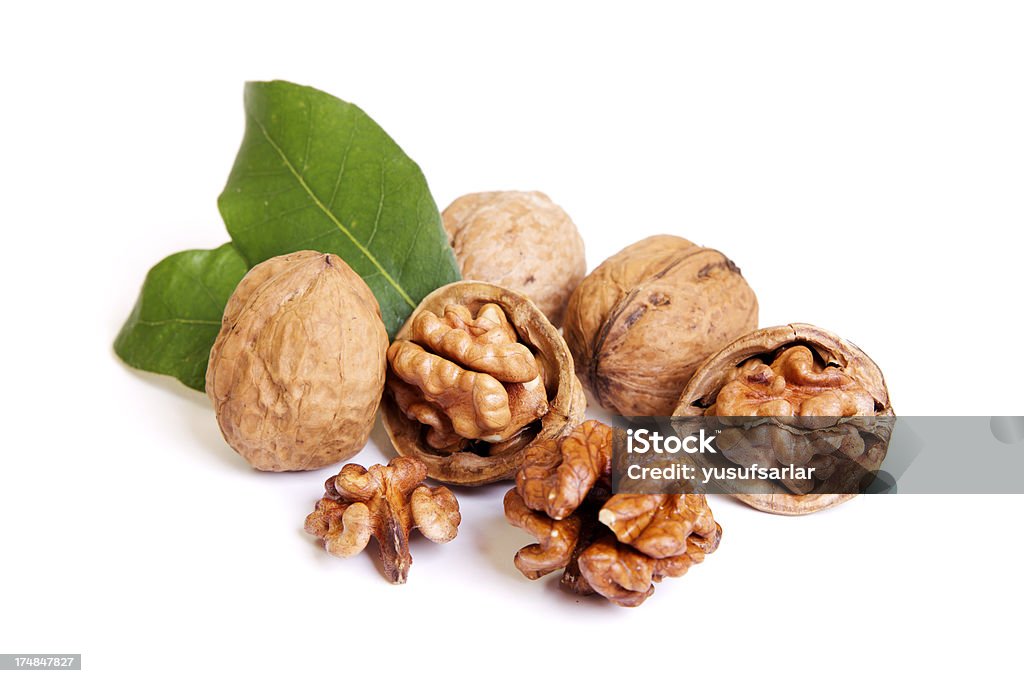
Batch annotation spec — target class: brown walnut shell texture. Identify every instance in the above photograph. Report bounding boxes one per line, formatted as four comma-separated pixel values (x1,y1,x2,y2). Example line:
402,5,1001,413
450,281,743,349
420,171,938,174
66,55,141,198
382,281,586,485
443,191,586,328
563,235,758,417
674,323,894,515
207,251,388,472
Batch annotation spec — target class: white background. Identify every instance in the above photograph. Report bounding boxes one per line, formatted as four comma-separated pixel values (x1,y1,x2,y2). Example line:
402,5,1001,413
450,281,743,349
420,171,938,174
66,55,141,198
3,1,1023,680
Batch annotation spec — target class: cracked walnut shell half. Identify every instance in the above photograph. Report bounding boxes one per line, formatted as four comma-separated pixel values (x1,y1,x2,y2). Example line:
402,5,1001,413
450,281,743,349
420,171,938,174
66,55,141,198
504,421,722,607
673,323,894,515
382,282,586,485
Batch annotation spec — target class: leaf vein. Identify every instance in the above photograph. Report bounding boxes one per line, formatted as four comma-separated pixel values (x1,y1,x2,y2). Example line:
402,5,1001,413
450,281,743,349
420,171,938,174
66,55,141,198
249,113,415,308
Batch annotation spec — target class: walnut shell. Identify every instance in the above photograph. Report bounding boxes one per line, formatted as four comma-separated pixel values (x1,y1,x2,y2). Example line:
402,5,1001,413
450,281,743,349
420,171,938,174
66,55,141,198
563,235,758,416
442,191,586,327
206,251,388,472
673,323,894,514
382,281,586,485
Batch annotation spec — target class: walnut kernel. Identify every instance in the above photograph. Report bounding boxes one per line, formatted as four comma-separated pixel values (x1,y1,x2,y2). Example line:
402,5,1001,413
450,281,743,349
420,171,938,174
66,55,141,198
674,323,894,514
505,421,722,607
304,457,461,584
383,282,586,485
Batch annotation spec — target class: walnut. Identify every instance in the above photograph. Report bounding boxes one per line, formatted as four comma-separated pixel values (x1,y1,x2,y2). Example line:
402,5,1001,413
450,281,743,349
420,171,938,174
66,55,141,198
442,191,586,327
708,346,878,417
304,457,461,584
382,282,586,485
207,251,388,471
563,235,758,417
504,421,722,607
674,323,894,514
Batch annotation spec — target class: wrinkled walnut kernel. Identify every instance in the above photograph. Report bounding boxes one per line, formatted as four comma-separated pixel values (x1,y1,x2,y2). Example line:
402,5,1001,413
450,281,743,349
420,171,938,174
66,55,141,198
517,418,612,520
382,282,586,486
709,346,876,417
387,306,549,446
304,457,460,584
504,421,722,607
576,533,717,608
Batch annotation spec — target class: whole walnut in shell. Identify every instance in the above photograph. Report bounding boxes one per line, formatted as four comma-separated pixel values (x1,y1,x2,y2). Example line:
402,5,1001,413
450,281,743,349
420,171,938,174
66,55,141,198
206,251,388,472
563,235,758,417
382,281,586,485
443,191,586,327
674,323,894,515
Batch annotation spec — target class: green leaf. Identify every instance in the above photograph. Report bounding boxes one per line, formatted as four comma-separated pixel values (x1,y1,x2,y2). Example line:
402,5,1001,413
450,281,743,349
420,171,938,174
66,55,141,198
114,243,248,391
115,81,458,390
218,80,460,337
